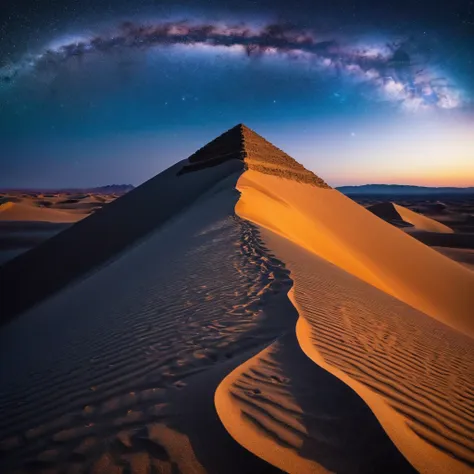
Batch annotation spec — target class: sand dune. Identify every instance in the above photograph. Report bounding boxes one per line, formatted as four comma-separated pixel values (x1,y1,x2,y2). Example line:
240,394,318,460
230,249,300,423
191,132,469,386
1,124,473,474
0,194,120,266
236,170,474,337
213,165,474,473
394,203,454,233
0,201,81,223
0,159,244,323
0,171,287,473
367,202,454,233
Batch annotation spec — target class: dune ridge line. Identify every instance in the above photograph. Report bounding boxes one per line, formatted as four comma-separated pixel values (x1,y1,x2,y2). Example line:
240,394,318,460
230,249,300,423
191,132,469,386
215,157,474,473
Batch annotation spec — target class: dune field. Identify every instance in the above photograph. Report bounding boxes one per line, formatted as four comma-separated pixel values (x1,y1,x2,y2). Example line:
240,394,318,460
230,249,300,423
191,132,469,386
0,191,126,265
0,124,473,473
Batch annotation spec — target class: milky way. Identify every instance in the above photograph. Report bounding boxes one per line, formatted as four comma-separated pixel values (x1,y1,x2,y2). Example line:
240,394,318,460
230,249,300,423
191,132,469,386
0,20,464,111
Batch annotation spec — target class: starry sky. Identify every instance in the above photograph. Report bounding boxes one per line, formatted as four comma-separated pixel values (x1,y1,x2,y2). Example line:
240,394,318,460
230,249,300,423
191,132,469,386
1,0,473,188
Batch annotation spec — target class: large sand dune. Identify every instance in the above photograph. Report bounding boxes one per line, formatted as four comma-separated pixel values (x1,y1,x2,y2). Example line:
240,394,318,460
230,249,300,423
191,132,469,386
0,171,287,473
214,162,474,473
1,124,473,473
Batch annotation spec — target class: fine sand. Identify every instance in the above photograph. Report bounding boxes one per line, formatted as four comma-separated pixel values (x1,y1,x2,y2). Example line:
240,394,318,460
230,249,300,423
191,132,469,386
1,124,473,474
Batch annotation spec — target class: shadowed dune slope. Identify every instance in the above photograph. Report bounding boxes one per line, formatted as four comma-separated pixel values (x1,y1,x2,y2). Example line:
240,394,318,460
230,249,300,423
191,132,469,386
433,247,474,271
408,230,474,249
236,170,474,336
0,171,291,473
0,159,244,324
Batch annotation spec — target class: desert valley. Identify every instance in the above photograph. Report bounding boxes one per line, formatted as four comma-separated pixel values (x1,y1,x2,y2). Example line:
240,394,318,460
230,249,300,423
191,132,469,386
0,124,473,474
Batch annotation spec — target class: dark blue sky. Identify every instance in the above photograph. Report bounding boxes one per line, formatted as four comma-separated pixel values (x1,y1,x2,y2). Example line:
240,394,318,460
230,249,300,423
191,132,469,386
1,0,473,188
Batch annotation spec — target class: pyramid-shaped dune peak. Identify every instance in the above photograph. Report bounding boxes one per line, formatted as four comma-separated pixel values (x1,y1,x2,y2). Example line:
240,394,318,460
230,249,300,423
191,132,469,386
181,123,330,188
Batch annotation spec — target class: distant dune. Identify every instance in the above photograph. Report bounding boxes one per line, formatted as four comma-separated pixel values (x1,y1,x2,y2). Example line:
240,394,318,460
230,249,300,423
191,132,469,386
0,190,124,265
367,201,454,233
0,125,473,474
0,201,83,223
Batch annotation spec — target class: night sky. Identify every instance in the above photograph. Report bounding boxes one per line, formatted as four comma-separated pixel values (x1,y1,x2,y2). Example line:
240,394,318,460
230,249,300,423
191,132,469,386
1,0,473,188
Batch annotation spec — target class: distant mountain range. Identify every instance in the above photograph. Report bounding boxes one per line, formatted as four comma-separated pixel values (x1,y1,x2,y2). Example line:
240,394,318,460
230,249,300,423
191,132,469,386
337,184,474,195
0,184,135,194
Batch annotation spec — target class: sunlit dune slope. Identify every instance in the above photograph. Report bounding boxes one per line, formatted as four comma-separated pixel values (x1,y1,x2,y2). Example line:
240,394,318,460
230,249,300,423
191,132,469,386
236,170,474,336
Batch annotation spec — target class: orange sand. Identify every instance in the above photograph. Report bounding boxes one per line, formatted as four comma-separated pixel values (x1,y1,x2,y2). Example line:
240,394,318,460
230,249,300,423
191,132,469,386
215,168,474,474
0,201,82,223
394,203,454,233
235,170,474,336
